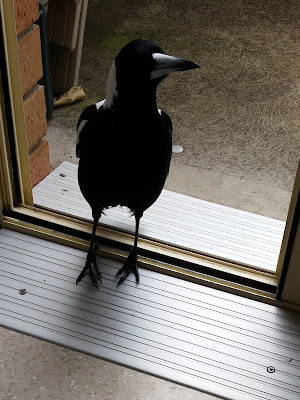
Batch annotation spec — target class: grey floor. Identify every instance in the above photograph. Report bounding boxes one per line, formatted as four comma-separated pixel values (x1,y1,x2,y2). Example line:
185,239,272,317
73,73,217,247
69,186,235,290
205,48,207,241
1,327,217,400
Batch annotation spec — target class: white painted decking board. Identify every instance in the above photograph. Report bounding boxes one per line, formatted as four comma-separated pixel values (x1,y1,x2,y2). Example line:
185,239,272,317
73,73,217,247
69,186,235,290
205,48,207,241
38,162,284,234
37,161,284,238
33,189,280,267
33,162,285,272
0,229,299,400
34,182,283,245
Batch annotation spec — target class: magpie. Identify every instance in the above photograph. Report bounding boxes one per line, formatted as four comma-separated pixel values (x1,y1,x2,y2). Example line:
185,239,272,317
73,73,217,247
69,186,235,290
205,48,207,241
76,39,199,287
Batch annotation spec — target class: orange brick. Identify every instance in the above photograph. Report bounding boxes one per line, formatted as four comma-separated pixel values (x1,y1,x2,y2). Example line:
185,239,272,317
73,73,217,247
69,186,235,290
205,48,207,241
24,85,47,152
29,139,50,187
18,24,43,95
14,0,39,36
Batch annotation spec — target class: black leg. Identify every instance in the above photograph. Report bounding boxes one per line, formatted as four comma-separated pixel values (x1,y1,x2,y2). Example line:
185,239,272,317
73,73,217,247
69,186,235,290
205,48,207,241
76,212,102,288
116,211,143,285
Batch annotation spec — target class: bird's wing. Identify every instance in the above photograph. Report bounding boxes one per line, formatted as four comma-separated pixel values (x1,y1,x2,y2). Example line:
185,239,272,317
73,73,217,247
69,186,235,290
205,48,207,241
76,100,105,158
159,109,172,135
157,109,173,178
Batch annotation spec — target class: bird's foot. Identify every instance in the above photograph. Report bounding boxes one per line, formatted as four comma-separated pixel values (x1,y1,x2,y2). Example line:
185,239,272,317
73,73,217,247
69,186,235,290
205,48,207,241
116,247,140,286
76,243,102,288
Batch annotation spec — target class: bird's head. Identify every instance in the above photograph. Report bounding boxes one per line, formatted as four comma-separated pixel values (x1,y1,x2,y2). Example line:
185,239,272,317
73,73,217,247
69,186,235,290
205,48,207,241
104,39,199,110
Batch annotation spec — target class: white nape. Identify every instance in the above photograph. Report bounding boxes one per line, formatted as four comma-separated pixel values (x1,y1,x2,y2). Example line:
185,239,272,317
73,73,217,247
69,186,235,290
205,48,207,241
104,62,118,109
95,99,105,110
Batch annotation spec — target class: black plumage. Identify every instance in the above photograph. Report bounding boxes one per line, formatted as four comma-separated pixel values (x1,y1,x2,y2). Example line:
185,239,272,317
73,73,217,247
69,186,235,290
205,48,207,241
76,39,199,287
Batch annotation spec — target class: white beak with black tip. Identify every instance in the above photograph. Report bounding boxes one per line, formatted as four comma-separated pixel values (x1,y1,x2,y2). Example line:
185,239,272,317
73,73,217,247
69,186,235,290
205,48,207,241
151,53,200,80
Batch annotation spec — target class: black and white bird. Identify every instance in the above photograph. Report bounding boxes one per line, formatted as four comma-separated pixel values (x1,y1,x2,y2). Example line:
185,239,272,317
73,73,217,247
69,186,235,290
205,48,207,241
76,39,199,287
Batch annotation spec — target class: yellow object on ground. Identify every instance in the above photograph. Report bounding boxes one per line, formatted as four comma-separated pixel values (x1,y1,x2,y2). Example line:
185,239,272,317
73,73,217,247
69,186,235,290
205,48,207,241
54,86,85,107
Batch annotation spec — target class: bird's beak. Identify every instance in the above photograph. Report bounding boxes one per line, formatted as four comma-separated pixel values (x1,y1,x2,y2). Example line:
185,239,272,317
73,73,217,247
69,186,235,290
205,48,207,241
151,53,200,80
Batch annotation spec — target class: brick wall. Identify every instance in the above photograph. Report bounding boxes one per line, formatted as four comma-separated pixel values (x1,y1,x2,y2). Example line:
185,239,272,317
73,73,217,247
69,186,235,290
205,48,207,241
14,0,50,187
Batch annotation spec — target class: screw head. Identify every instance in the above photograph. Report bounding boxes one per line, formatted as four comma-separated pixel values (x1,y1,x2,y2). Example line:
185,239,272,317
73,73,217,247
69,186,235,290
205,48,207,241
19,289,26,295
267,366,275,373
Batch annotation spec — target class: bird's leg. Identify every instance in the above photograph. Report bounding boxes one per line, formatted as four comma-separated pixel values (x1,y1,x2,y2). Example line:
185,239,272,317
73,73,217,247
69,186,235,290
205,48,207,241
76,212,102,288
116,211,143,286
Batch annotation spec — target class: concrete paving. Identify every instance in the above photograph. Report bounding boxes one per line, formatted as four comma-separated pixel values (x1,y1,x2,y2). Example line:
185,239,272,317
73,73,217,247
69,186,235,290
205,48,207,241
1,326,218,400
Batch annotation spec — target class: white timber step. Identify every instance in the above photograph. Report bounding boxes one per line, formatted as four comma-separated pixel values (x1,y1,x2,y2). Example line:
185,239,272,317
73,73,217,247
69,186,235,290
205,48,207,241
33,161,285,272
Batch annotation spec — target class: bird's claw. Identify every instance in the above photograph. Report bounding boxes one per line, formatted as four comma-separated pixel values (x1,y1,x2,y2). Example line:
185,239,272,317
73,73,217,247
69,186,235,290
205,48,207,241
89,263,102,288
76,250,102,288
116,249,140,286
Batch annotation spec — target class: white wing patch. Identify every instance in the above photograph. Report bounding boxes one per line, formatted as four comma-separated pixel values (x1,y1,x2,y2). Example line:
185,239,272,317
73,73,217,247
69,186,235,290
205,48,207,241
95,99,105,110
158,108,162,115
77,100,105,158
